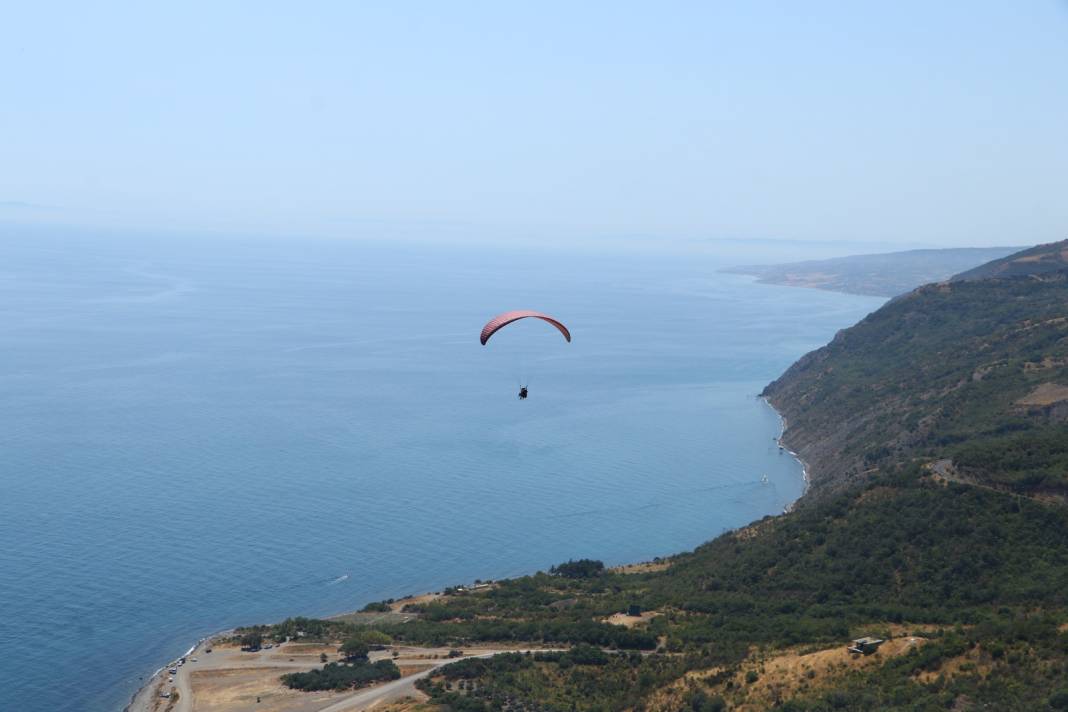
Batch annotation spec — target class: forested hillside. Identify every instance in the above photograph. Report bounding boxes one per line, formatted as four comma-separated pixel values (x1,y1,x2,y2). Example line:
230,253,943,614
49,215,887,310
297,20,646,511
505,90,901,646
764,240,1068,502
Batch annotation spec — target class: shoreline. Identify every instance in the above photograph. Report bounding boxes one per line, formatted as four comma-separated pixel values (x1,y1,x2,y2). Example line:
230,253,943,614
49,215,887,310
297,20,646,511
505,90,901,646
126,397,810,710
123,632,230,712
761,395,811,512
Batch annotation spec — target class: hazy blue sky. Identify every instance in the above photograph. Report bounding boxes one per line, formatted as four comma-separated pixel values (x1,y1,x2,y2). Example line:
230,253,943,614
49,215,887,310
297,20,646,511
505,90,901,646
1,1,1065,248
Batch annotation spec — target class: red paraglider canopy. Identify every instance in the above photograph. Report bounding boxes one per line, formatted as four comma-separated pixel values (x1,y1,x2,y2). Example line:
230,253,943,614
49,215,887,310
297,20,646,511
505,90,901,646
480,310,571,345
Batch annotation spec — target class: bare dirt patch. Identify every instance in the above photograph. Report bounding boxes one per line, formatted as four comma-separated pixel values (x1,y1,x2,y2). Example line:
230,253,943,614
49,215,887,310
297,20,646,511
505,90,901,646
275,644,334,656
734,519,775,542
267,644,336,664
391,592,444,612
727,637,927,710
611,560,671,574
190,667,338,712
396,664,434,677
602,611,661,628
1016,316,1068,333
1016,382,1068,406
649,637,928,712
1024,357,1068,372
374,701,435,712
915,646,991,683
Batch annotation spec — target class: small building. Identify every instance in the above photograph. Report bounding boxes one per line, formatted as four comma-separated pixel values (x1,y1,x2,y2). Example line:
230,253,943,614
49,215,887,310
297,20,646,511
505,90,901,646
848,637,885,655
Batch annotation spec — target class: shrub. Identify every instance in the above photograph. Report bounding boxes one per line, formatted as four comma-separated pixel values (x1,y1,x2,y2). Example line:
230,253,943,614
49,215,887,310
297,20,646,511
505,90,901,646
281,660,400,691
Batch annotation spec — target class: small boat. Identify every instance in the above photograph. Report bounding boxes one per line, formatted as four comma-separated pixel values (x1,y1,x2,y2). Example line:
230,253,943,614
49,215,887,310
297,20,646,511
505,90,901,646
761,473,769,484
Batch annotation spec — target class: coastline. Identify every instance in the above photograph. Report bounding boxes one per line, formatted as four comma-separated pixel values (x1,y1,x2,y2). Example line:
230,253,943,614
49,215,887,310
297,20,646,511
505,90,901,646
124,633,228,712
126,398,812,710
761,395,811,512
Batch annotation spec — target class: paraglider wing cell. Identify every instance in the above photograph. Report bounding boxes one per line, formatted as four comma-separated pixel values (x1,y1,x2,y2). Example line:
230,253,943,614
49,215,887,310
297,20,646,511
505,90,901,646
480,310,571,345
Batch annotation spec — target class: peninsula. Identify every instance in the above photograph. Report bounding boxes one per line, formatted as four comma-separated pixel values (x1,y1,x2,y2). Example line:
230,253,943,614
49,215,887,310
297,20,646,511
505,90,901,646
723,246,1018,297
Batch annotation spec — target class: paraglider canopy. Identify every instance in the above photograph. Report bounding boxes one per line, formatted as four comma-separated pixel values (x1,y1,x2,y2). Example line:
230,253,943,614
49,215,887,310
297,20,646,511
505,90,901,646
480,310,571,346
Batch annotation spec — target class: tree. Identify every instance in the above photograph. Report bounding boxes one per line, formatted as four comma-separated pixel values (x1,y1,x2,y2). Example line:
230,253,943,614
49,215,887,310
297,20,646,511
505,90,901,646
356,629,393,648
281,660,400,691
549,559,605,579
1049,689,1068,710
361,600,392,613
240,632,263,651
339,638,370,661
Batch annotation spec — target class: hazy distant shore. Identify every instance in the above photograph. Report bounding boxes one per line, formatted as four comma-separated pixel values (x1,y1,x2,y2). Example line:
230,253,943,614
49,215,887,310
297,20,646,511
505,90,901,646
724,246,1018,298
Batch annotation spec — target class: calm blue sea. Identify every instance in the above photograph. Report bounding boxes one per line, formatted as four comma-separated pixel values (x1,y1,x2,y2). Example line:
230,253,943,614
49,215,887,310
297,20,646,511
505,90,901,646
0,232,883,711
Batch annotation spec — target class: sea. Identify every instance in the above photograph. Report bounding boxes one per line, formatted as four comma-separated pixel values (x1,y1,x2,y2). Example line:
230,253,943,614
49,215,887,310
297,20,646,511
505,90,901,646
0,230,884,711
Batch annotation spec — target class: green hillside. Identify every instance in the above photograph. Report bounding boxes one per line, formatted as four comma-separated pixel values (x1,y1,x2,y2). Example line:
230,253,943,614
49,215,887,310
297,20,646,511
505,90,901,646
765,240,1068,501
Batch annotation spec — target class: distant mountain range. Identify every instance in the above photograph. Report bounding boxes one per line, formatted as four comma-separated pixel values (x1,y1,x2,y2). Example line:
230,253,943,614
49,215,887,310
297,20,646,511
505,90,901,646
724,246,1020,297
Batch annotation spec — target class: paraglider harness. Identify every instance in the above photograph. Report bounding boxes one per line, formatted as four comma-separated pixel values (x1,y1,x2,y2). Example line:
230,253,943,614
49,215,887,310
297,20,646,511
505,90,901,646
518,386,528,400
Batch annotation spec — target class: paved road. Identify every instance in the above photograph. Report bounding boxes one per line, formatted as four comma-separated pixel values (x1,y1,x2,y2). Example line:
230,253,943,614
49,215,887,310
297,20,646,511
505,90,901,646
317,649,559,712
314,660,446,712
